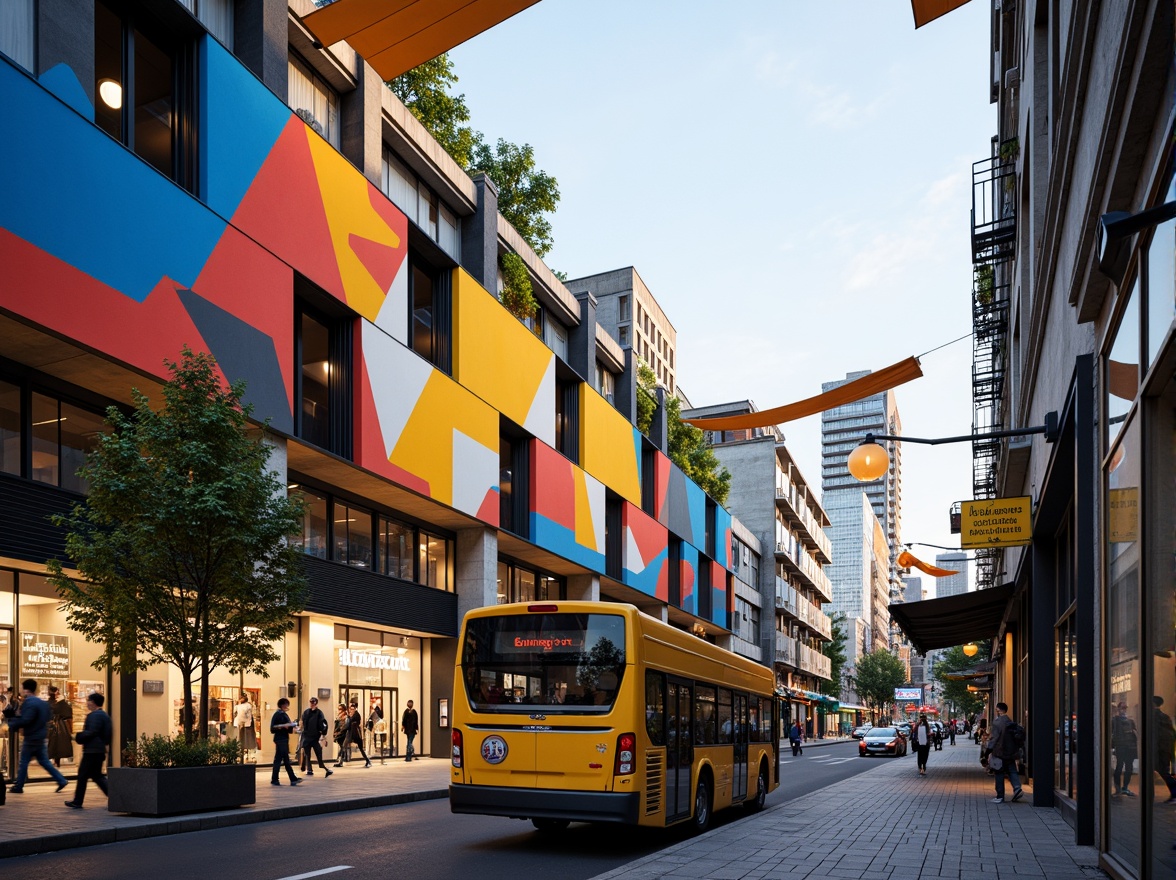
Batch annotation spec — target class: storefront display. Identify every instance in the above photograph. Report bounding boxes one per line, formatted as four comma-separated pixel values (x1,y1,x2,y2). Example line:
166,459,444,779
334,625,421,763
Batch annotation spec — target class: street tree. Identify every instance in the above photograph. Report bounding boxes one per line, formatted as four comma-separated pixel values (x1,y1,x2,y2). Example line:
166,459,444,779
48,348,307,742
853,650,907,722
933,644,988,720
388,55,479,167
820,613,848,700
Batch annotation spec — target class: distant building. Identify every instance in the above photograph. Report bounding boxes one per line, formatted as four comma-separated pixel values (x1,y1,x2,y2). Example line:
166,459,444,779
822,491,890,670
933,552,969,598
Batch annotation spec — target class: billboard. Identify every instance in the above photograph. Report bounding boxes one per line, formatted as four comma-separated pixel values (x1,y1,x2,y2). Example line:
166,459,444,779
895,687,923,702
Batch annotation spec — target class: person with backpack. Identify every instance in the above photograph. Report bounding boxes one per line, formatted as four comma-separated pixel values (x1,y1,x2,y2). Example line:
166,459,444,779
988,701,1024,803
299,697,333,777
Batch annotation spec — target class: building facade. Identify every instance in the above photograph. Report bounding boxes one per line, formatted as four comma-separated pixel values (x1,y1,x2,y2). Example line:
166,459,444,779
824,491,891,667
933,552,969,599
0,0,748,772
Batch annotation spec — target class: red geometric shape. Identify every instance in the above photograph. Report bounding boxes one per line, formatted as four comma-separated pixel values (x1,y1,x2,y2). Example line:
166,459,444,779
680,560,695,602
366,186,410,256
623,501,668,566
348,232,404,294
355,362,430,496
476,486,500,526
654,559,669,602
230,117,345,302
531,441,575,529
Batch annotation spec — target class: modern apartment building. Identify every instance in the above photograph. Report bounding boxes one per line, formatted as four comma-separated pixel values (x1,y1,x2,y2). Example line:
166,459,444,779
823,491,891,666
0,0,747,769
564,267,678,396
932,552,969,599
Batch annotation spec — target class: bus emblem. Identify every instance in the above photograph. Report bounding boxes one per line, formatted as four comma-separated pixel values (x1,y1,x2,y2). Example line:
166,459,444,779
481,735,508,765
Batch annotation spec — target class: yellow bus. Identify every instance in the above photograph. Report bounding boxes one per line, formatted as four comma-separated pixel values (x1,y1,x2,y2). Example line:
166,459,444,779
448,601,779,832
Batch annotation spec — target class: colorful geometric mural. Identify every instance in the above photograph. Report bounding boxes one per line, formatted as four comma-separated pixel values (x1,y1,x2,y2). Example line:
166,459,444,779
529,441,606,571
622,502,669,600
581,388,642,506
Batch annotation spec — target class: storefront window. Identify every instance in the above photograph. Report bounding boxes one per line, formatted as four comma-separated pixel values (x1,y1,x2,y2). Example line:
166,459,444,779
515,568,536,602
376,516,413,580
1106,419,1140,870
1145,176,1175,369
496,561,564,604
29,392,106,493
1106,282,1140,451
333,502,373,570
0,380,19,476
419,532,450,591
335,624,421,761
292,488,328,559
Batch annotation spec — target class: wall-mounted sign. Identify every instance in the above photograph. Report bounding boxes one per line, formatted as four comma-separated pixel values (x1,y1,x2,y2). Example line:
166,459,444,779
895,687,923,702
959,496,1032,548
318,688,332,701
142,680,165,694
338,648,410,672
1108,487,1139,543
20,632,70,680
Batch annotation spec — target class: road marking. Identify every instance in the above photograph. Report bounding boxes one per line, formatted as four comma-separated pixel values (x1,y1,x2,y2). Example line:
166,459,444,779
275,868,353,880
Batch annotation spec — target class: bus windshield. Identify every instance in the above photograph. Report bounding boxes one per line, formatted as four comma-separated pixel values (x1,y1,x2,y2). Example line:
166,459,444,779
461,612,626,712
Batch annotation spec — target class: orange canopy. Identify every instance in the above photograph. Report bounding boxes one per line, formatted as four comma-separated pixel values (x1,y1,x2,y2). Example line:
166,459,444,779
897,550,960,578
681,356,923,432
910,0,973,28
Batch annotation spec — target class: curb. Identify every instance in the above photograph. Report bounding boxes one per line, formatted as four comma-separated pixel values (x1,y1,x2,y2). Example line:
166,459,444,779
0,788,449,859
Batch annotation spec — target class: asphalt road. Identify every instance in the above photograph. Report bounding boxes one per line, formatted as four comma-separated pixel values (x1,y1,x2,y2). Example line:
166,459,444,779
9,743,889,880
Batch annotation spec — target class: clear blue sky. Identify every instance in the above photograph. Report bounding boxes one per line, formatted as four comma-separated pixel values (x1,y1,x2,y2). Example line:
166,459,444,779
451,0,996,595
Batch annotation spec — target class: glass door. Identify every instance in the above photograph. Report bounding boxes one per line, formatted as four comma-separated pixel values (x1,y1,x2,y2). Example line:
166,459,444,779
733,693,748,801
339,685,399,762
0,627,11,777
666,679,693,821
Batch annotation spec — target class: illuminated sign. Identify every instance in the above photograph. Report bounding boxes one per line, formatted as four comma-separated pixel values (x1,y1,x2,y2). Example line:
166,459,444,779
1108,488,1138,543
895,687,923,702
495,632,586,654
337,648,410,672
21,632,70,679
959,496,1032,549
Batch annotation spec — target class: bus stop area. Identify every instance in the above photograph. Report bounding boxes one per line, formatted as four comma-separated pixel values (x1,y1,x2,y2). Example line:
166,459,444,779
2,743,1102,877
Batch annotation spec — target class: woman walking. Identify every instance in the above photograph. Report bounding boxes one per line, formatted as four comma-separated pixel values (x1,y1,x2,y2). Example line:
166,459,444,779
47,686,73,768
912,713,933,775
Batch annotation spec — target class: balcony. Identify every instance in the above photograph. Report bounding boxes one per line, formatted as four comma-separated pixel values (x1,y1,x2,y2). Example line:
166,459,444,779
971,145,1017,266
775,631,797,667
798,643,832,680
775,536,834,604
774,483,832,563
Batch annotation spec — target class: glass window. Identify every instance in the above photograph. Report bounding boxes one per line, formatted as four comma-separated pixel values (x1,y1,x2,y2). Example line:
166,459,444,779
411,263,435,364
496,561,509,604
618,295,630,322
514,568,536,603
618,325,629,347
292,488,328,559
333,502,373,570
0,380,20,475
29,393,104,491
694,685,716,744
716,688,733,744
177,0,234,46
645,672,665,744
288,54,339,148
1106,279,1140,450
381,151,416,219
419,184,438,240
59,401,107,494
438,203,459,259
299,311,331,450
419,532,450,591
546,320,568,361
1145,176,1175,369
376,517,413,581
0,0,34,71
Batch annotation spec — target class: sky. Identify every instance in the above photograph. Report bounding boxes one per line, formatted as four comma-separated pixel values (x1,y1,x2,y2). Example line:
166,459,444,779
449,0,996,597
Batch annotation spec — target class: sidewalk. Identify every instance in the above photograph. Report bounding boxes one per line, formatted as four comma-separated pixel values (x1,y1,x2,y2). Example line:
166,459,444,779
590,743,1106,880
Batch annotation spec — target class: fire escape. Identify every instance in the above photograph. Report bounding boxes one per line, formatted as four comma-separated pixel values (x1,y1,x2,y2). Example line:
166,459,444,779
969,139,1016,591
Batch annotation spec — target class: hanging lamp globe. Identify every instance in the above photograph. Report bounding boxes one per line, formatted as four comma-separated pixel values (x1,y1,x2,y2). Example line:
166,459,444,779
962,642,979,657
847,441,889,481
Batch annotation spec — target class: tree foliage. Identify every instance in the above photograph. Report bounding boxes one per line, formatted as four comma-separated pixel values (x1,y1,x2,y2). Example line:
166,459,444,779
853,650,907,721
932,644,988,720
820,613,848,698
499,251,537,321
635,363,657,436
48,348,307,741
389,55,561,258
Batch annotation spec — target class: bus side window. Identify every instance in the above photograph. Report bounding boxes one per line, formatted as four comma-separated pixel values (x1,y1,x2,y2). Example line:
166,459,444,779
645,671,665,744
717,688,733,744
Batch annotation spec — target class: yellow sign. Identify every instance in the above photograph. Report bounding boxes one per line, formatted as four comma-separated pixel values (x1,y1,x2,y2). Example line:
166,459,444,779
1108,487,1139,543
959,496,1032,548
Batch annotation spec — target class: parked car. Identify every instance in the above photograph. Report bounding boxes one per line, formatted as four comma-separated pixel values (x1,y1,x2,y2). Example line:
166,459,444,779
851,724,874,739
858,727,907,757
894,721,912,740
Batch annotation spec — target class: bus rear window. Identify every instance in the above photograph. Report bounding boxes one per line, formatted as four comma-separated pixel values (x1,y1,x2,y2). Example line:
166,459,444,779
461,613,626,711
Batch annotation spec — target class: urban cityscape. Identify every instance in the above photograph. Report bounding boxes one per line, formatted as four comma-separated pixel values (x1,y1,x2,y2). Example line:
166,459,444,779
0,1,1171,879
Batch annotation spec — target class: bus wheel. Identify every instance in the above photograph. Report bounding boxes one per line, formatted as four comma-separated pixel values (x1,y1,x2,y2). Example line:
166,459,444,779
531,818,570,832
745,764,768,813
691,775,713,834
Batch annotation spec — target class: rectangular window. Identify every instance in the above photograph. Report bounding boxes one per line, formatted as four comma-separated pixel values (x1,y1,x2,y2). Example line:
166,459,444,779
1145,175,1175,369
332,501,373,569
177,0,234,46
497,560,563,603
498,426,529,539
409,256,452,373
514,568,536,603
618,295,630,322
418,532,451,591
618,325,629,347
296,294,352,457
605,493,622,580
291,488,328,559
554,379,579,462
0,0,34,71
0,380,21,476
96,1,196,189
716,688,733,744
382,149,460,259
29,393,106,493
381,150,417,219
288,54,339,148
694,685,717,745
545,319,568,361
376,516,414,580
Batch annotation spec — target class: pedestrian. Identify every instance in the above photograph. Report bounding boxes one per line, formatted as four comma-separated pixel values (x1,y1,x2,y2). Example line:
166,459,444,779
335,704,371,768
1152,696,1176,804
912,713,932,775
976,716,987,744
4,679,68,793
368,695,385,757
932,719,943,751
1110,701,1137,797
333,703,348,761
269,697,302,786
948,718,957,746
234,693,256,758
988,701,1024,803
299,697,332,777
46,686,73,768
401,699,419,761
788,720,804,756
64,692,112,809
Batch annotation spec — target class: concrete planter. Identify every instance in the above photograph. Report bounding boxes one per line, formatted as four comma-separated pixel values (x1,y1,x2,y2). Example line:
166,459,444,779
108,764,256,816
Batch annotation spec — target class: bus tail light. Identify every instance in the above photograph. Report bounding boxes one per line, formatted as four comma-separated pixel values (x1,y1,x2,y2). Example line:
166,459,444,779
615,732,636,775
527,604,559,612
452,729,463,768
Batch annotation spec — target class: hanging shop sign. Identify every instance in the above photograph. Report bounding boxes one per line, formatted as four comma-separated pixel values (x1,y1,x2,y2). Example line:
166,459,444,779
338,648,411,672
20,631,70,679
959,496,1032,548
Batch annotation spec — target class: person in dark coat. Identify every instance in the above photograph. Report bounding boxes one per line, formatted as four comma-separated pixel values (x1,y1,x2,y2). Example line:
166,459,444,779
335,704,371,768
64,693,111,808
401,700,419,761
4,679,68,793
299,697,332,777
47,686,73,767
269,698,302,786
788,720,804,756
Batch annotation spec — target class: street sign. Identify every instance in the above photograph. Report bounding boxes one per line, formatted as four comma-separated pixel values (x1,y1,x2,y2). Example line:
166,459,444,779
959,496,1032,548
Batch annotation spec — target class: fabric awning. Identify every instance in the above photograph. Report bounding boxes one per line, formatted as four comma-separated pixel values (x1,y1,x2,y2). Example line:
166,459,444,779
302,0,541,81
888,582,1016,654
681,356,923,431
910,0,973,28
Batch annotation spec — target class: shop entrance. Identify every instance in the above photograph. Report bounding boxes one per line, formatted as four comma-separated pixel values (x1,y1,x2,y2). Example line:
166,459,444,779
339,685,399,761
1,627,11,777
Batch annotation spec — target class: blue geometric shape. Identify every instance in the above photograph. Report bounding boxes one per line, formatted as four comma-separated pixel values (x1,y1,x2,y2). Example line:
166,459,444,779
39,63,93,120
530,513,606,575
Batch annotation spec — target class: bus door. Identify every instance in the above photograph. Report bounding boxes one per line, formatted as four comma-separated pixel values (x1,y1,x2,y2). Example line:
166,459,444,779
666,678,693,821
733,693,748,801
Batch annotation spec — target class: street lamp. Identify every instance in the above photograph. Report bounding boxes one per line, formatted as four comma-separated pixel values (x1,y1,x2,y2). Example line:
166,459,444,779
845,413,1059,482
963,642,979,657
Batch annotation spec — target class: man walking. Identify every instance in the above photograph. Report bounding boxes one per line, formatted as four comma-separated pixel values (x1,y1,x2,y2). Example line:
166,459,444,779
401,699,419,761
788,720,804,756
988,702,1023,803
65,693,112,809
1153,696,1176,803
3,679,68,794
948,718,956,746
269,697,302,786
299,697,332,777
1110,701,1137,797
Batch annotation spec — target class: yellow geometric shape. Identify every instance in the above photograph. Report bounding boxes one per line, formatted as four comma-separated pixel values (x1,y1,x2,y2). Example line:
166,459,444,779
580,385,641,505
572,468,596,552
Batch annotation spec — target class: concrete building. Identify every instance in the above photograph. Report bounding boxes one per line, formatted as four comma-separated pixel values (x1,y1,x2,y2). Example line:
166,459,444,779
822,491,890,668
565,267,678,396
933,552,969,599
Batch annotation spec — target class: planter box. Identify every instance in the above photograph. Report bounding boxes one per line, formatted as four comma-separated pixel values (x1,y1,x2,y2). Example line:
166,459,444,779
108,764,256,816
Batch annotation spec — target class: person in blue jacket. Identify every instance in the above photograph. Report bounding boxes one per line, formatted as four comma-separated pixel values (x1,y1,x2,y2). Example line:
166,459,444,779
3,679,68,794
65,692,112,808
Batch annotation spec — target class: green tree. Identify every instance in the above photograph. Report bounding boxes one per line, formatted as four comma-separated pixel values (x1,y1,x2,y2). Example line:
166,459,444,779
470,138,560,258
388,54,479,167
933,645,988,720
499,251,537,322
635,363,657,436
48,348,307,742
820,613,848,699
853,650,907,723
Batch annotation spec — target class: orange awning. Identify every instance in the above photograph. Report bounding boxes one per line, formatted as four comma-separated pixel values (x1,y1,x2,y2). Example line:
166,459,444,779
302,0,541,81
681,356,923,432
897,550,959,578
910,0,973,28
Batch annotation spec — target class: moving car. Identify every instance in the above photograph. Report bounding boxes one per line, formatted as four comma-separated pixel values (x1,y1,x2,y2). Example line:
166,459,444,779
859,726,907,757
851,724,874,739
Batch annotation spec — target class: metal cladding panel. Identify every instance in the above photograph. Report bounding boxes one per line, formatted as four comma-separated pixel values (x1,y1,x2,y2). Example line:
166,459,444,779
678,542,698,615
660,461,705,546
301,555,458,637
0,475,75,565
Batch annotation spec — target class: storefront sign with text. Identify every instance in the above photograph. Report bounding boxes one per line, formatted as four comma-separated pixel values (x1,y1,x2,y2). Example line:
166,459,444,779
338,648,411,671
959,496,1032,548
21,631,70,679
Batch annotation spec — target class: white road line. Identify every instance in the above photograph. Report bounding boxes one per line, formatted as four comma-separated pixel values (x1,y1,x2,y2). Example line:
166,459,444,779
275,868,353,880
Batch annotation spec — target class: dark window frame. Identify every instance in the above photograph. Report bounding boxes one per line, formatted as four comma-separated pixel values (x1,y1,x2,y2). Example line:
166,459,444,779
294,283,353,459
407,231,454,375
